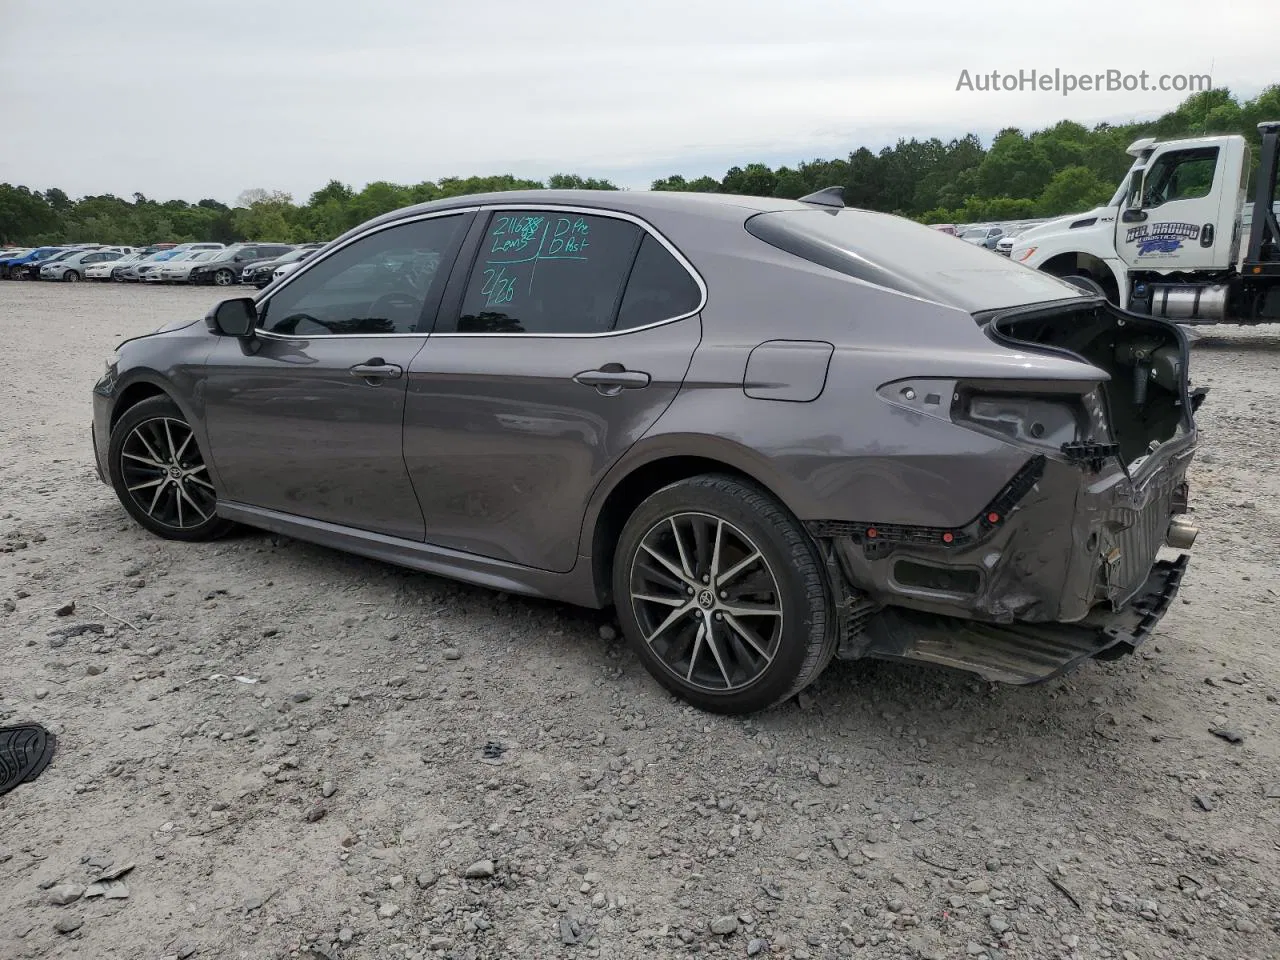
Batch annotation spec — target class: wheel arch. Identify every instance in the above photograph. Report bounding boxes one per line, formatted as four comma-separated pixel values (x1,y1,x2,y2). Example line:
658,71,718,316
109,376,178,431
1039,251,1123,304
581,436,805,607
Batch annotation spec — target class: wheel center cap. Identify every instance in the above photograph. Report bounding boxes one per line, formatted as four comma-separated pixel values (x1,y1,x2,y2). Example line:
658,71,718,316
696,589,715,609
168,466,183,479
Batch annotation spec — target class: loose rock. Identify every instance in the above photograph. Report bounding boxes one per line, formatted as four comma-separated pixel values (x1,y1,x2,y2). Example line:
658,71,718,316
710,915,739,935
48,884,85,906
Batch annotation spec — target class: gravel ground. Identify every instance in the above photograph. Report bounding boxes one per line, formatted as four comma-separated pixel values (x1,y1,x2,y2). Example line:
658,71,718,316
1,281,1278,960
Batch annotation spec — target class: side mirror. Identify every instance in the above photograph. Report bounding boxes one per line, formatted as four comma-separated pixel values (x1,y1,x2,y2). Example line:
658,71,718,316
205,297,257,337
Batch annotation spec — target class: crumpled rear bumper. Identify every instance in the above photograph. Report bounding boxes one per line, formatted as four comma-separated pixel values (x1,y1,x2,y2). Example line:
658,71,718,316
856,554,1188,683
810,442,1195,683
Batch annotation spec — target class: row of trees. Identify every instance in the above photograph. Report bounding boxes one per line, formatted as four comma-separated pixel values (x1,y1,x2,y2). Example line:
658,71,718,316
2,86,1276,247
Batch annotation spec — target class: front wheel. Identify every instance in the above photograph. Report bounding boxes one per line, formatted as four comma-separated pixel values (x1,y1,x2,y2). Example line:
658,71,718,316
64,270,80,282
213,269,235,286
612,474,836,714
107,395,234,541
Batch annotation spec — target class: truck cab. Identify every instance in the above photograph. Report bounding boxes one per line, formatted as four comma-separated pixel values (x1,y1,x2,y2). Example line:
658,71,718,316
1010,122,1280,324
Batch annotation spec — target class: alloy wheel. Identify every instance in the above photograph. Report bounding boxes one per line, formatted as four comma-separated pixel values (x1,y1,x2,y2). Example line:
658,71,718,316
118,417,217,530
214,269,233,286
628,512,783,693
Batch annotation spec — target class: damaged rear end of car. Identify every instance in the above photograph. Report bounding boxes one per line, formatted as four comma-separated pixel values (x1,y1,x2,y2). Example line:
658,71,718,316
844,298,1199,683
743,202,1202,684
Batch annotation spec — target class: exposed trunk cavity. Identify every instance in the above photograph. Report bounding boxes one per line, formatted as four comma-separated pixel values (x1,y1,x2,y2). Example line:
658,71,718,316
985,302,1193,470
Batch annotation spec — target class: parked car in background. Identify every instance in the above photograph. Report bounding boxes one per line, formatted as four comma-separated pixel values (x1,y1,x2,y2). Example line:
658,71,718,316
960,224,1005,249
116,249,183,282
995,229,1027,257
0,248,34,276
187,243,294,286
930,224,957,236
93,187,1199,714
39,249,124,281
241,244,324,287
271,260,308,284
2,246,69,279
87,252,143,280
155,249,221,283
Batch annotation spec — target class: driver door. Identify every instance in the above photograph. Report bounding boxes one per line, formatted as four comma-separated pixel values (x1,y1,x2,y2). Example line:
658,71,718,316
201,211,473,540
1117,144,1226,271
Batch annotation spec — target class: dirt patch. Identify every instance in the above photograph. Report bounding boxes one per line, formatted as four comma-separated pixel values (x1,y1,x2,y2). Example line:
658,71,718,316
1,282,1278,959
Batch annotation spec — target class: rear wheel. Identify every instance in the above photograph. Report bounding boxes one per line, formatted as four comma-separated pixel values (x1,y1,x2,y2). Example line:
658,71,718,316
107,395,234,542
612,474,835,714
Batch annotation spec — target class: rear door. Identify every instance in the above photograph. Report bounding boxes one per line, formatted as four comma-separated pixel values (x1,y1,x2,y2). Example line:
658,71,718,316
201,211,473,540
403,206,704,572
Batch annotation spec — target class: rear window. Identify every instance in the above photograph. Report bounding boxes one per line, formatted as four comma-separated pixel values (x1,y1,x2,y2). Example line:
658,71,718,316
744,209,1085,314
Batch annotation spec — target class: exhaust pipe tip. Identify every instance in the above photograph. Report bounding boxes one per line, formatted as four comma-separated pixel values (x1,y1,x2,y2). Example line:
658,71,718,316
1166,517,1198,550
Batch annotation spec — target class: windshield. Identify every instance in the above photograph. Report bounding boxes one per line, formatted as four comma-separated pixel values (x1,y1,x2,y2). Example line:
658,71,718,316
960,228,988,240
745,208,1086,314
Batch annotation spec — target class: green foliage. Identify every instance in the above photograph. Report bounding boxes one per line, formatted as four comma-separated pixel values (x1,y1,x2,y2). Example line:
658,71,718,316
1036,166,1113,217
2,85,1276,246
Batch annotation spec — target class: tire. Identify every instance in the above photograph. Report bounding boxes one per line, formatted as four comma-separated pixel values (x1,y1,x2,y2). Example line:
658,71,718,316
612,473,836,714
1063,273,1106,298
64,270,81,283
214,269,234,286
107,395,234,542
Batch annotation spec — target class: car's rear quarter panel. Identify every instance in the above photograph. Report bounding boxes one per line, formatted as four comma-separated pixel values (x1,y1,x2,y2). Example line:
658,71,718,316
628,214,1105,528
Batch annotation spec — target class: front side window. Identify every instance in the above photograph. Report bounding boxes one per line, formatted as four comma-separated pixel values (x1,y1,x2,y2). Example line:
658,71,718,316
1142,147,1218,206
455,211,642,334
260,214,466,336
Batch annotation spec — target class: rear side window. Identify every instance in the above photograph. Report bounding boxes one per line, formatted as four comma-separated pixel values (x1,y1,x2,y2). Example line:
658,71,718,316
616,234,701,330
456,211,642,334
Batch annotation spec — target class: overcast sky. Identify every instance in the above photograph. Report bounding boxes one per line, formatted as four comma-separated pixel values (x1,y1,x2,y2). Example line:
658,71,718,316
1,0,1272,205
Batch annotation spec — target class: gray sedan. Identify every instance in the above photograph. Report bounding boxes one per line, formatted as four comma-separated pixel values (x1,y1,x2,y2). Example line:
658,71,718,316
39,249,123,281
91,188,1200,713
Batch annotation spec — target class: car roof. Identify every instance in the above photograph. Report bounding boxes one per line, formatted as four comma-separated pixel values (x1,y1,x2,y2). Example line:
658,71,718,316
354,189,811,234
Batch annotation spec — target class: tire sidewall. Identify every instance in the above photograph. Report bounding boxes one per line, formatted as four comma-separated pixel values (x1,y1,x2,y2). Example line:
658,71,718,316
612,476,831,714
106,395,228,542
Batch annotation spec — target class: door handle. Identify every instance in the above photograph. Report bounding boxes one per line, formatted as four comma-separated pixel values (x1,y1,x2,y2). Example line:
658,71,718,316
349,358,403,381
573,366,651,393
1200,223,1215,247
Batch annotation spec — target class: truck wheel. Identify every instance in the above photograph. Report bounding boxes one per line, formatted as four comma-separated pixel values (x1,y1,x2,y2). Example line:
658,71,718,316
1063,274,1110,301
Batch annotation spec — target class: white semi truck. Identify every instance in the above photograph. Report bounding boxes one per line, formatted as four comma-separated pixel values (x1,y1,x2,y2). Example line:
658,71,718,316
1009,121,1280,324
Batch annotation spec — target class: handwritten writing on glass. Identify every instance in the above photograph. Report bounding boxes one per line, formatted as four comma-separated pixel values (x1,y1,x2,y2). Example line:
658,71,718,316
481,215,592,307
